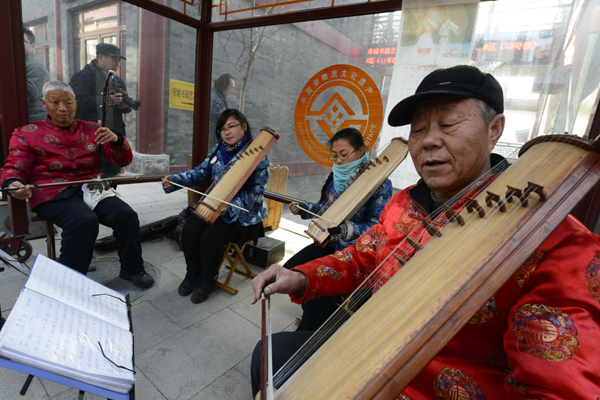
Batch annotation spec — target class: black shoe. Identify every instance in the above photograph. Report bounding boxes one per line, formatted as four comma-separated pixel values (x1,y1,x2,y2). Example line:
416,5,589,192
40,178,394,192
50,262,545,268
191,279,218,304
119,270,155,288
178,276,200,296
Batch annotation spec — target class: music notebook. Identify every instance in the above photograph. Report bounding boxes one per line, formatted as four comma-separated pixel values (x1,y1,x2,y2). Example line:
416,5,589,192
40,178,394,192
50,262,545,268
0,255,134,393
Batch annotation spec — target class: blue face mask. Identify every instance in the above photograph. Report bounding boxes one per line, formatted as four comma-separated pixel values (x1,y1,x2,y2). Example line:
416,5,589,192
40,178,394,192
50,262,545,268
332,151,369,193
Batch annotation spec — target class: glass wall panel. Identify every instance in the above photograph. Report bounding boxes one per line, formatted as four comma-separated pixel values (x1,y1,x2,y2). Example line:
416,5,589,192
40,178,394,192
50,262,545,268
383,0,600,189
211,0,385,23
212,10,399,201
212,0,600,203
21,0,197,177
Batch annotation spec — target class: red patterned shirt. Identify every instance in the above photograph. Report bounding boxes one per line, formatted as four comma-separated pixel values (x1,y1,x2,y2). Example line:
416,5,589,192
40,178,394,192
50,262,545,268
0,116,133,209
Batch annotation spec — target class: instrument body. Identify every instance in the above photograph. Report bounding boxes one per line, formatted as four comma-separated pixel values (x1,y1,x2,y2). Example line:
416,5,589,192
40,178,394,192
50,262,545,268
275,136,600,399
304,138,409,247
193,128,279,224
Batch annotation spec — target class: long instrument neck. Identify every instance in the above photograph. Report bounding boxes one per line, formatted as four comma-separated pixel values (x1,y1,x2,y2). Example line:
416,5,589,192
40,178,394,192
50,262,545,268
274,135,600,399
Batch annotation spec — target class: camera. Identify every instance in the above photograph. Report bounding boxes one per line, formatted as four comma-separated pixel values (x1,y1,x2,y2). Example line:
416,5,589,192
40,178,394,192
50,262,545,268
111,77,141,111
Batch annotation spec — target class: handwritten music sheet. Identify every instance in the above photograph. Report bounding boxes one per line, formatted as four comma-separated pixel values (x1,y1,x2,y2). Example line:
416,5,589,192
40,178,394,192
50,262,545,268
0,289,133,392
25,255,129,331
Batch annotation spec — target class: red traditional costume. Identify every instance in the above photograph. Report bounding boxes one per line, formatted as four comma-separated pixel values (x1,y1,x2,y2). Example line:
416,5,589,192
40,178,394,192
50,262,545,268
0,116,147,280
291,172,600,399
0,116,132,209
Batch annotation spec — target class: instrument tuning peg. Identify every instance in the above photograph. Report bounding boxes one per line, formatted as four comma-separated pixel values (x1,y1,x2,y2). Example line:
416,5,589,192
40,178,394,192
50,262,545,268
485,191,506,212
419,218,442,237
392,253,407,266
524,182,547,202
444,205,465,226
405,236,423,251
505,186,527,207
465,197,486,218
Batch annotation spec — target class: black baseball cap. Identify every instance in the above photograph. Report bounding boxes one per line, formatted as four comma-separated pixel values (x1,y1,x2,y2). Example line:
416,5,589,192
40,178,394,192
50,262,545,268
388,65,503,127
96,43,126,60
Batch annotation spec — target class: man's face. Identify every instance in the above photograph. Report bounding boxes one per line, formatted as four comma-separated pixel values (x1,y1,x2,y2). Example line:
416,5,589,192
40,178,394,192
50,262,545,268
97,54,121,73
408,97,504,199
224,79,235,97
23,35,35,55
41,90,78,127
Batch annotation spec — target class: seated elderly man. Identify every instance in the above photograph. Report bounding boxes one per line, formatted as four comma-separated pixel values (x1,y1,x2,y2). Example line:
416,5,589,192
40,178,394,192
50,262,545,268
0,80,154,288
250,65,600,397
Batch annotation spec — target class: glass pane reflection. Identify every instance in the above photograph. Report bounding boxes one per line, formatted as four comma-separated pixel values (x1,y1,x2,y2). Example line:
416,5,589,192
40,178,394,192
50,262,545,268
21,0,198,178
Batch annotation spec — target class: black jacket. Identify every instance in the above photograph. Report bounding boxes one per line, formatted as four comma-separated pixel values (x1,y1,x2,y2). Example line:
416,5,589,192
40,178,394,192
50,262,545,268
70,59,131,135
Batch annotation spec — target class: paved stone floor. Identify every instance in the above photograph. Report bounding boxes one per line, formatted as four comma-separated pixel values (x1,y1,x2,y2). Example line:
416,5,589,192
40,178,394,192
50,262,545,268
0,182,313,400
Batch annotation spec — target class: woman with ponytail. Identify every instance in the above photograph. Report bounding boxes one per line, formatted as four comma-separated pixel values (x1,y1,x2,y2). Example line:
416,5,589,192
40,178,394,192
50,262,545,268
285,127,392,330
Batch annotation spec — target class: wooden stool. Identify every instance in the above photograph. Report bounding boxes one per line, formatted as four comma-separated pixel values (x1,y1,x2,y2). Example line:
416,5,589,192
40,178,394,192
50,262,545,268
217,239,256,295
31,216,57,260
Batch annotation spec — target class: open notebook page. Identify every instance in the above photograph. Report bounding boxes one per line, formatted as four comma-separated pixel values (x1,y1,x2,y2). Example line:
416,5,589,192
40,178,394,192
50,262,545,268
0,289,133,392
24,255,129,331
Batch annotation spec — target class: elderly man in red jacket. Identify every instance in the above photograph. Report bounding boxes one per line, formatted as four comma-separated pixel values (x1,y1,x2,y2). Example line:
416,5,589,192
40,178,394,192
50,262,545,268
250,65,600,398
0,80,154,288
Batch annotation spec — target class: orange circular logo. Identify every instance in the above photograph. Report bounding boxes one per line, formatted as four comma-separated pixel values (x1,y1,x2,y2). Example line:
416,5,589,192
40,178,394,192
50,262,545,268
294,64,383,166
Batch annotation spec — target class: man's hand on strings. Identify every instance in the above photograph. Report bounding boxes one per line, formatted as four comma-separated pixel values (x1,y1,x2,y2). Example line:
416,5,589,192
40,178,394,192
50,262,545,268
162,176,172,191
220,206,228,216
94,120,118,145
8,181,33,200
250,264,308,304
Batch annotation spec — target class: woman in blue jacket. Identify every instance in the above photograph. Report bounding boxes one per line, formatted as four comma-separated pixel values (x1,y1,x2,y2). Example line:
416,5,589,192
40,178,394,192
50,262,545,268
285,127,392,330
163,109,269,304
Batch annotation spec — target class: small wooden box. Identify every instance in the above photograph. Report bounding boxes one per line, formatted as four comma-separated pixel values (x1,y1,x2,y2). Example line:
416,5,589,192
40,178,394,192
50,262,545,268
243,237,285,268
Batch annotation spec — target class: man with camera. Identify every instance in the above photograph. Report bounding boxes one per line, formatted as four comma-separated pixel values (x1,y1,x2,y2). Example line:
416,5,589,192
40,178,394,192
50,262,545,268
70,43,139,177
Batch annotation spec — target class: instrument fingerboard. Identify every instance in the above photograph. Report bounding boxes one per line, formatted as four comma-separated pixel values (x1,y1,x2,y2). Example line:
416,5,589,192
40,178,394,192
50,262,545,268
194,128,278,224
305,138,409,247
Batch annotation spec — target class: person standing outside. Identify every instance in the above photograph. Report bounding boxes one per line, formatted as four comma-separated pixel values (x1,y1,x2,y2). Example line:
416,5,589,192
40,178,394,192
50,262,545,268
23,28,50,123
70,43,132,177
208,74,235,150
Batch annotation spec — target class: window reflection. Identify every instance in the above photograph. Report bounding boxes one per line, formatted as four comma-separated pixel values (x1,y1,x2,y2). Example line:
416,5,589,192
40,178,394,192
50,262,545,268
22,0,197,177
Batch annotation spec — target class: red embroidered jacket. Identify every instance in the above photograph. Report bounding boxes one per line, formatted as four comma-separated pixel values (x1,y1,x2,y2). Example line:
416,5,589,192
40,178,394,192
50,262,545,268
0,117,133,209
292,175,600,399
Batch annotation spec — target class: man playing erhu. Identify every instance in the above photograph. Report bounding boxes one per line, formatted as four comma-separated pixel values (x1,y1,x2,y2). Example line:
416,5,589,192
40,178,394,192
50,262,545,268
0,80,154,288
250,65,600,398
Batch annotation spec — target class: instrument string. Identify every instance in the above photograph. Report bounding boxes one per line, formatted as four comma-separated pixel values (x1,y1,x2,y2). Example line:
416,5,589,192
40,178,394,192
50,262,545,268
274,142,554,390
164,179,249,212
280,136,589,395
308,139,403,235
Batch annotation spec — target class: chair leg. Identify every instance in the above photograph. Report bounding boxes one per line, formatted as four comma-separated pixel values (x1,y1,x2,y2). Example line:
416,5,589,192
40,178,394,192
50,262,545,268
217,242,257,295
231,243,256,279
46,221,56,260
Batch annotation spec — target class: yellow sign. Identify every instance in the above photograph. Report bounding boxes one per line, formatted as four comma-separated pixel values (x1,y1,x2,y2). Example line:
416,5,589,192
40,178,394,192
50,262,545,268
169,79,195,111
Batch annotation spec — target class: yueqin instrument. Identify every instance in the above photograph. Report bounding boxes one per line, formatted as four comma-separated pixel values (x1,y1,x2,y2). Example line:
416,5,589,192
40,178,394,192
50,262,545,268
193,128,279,225
271,134,600,399
304,138,409,247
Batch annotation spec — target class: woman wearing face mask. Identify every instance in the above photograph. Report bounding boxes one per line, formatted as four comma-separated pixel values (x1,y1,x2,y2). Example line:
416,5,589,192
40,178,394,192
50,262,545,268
162,109,269,304
285,127,392,330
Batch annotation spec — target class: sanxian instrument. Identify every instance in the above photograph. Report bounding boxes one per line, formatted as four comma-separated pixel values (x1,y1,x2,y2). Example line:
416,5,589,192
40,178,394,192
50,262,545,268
193,128,279,225
272,135,600,399
304,138,409,247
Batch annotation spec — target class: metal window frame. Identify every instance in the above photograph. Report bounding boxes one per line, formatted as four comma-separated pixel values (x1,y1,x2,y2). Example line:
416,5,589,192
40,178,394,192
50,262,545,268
1,0,599,236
